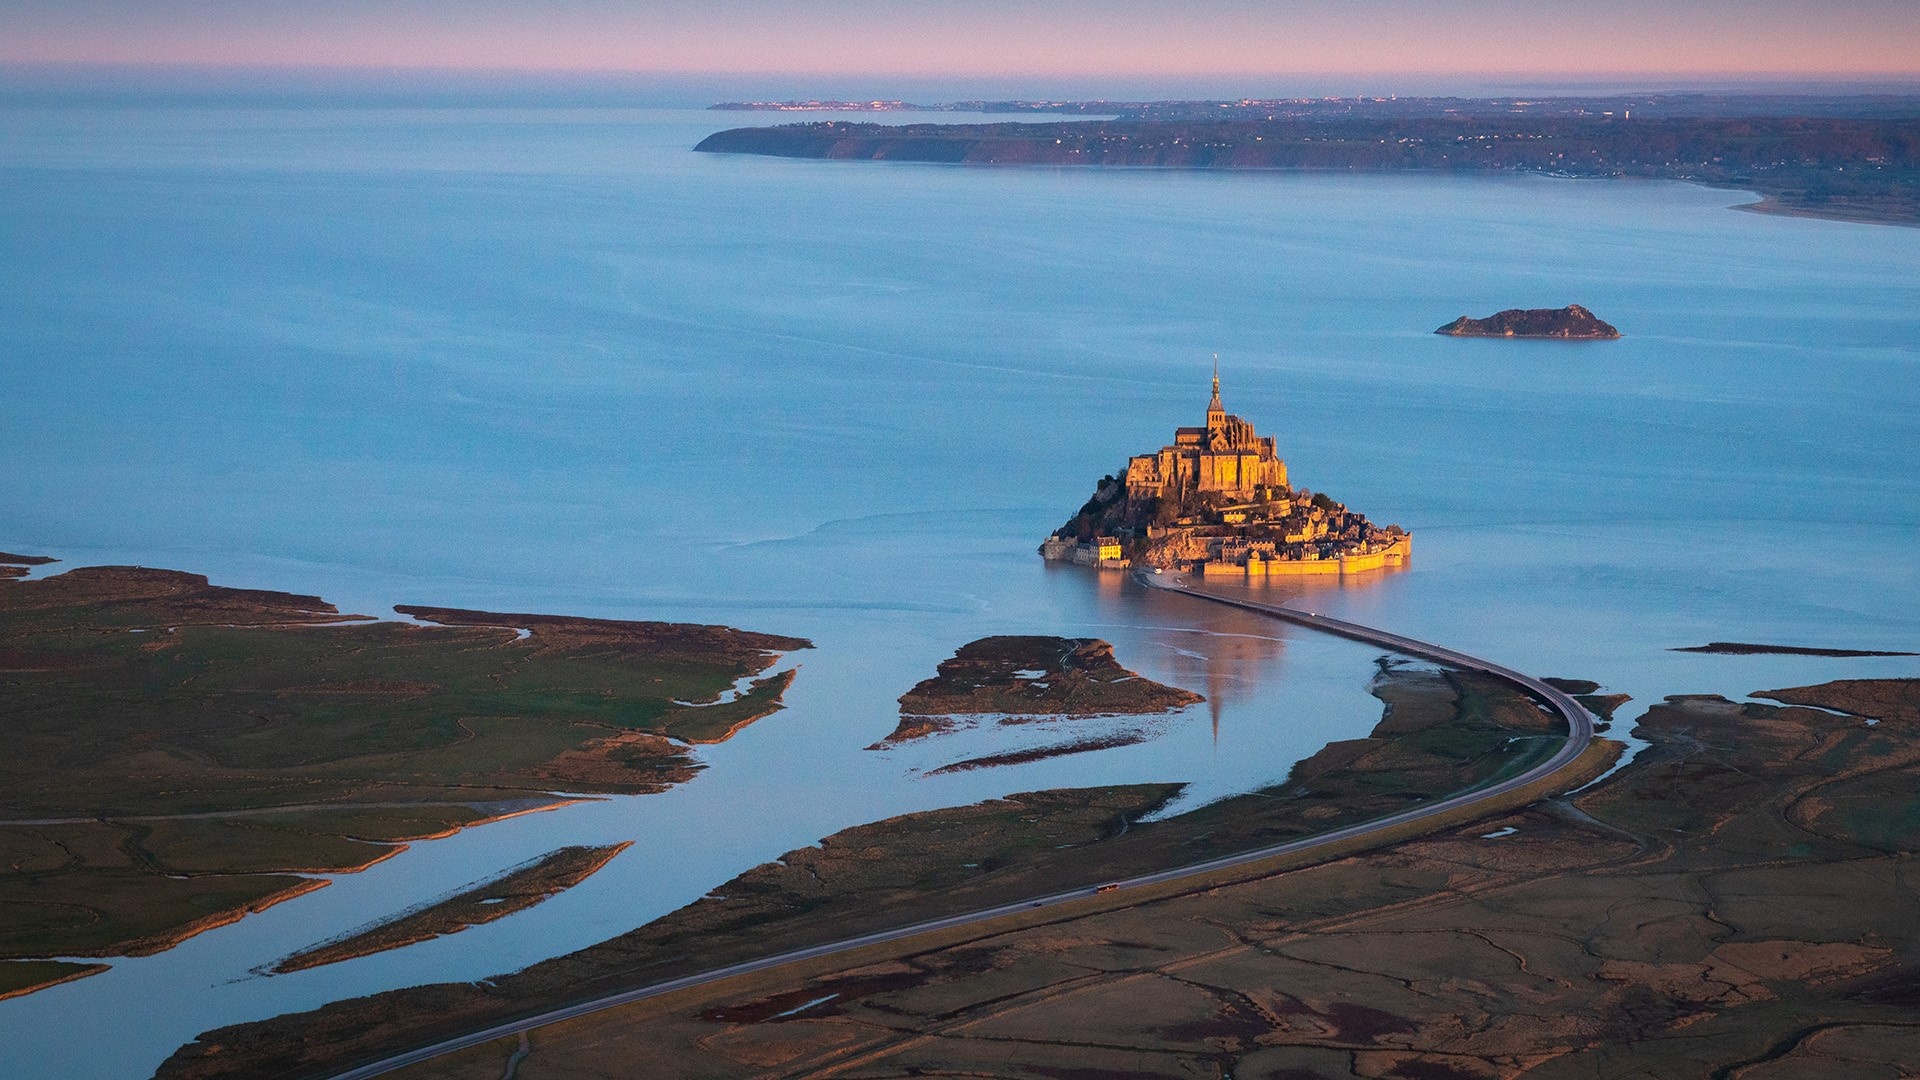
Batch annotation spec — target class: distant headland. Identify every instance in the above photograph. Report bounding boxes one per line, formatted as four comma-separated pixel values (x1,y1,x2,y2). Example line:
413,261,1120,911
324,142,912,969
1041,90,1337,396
1436,305,1620,339
1041,372,1409,578
694,96,1920,227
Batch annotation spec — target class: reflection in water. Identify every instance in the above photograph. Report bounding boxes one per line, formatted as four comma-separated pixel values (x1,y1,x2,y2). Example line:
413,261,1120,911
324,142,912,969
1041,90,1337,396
1057,567,1292,744
1155,612,1288,744
1180,564,1412,735
1210,559,1411,607
1070,565,1408,744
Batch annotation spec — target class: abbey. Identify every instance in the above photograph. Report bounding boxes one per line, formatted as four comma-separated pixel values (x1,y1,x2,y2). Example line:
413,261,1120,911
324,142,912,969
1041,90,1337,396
1123,371,1288,499
1043,371,1408,577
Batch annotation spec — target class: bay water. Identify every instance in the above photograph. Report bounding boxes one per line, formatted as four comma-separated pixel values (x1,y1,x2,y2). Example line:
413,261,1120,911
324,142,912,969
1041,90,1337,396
2,102,1917,1077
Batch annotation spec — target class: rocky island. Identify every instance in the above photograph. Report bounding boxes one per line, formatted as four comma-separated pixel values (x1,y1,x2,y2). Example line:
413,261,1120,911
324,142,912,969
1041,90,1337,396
893,636,1203,725
1436,304,1621,338
872,636,1205,772
1041,372,1409,577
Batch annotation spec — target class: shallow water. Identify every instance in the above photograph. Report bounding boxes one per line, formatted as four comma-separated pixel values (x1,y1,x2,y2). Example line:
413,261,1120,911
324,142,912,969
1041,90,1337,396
2,103,1918,1078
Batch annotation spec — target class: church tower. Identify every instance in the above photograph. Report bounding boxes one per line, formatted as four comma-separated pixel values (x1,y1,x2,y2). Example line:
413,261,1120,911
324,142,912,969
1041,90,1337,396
1206,360,1226,434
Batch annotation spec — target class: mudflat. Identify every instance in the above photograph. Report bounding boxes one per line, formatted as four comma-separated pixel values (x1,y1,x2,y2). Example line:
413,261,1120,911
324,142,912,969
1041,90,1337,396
0,959,110,1001
275,843,633,973
155,662,1573,1079
1677,641,1916,657
374,677,1920,1079
0,552,56,581
0,562,808,967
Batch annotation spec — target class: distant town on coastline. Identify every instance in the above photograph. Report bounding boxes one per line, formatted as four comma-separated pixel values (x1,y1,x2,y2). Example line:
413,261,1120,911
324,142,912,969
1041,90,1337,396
698,93,1920,227
1042,372,1410,577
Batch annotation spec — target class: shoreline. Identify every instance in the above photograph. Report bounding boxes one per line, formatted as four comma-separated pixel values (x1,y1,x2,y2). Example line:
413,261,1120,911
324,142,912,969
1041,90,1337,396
1729,192,1920,228
0,962,112,1002
0,558,810,974
153,613,1601,1080
696,129,1917,229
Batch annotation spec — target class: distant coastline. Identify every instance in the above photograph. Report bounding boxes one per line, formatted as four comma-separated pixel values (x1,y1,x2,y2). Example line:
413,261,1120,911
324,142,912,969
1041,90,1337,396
695,103,1920,228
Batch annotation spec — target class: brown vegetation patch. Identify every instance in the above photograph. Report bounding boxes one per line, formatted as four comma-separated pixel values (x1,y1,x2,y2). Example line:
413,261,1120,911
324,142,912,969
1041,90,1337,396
866,715,955,748
0,558,807,967
892,635,1201,727
0,552,58,566
393,605,808,663
924,730,1155,775
526,732,701,792
154,665,1572,1079
1757,678,1920,724
0,648,103,672
0,959,109,1001
276,843,630,973
698,969,931,1024
119,878,330,957
1678,642,1915,657
182,677,1920,1080
281,679,443,696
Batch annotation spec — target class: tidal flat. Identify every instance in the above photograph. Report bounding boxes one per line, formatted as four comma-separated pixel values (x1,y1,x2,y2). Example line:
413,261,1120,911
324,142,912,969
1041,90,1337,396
357,677,1920,1079
156,662,1574,1079
0,562,806,967
274,843,633,974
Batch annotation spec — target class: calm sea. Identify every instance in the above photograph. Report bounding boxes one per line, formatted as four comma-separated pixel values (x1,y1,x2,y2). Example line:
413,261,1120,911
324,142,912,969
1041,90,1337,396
2,103,1917,1077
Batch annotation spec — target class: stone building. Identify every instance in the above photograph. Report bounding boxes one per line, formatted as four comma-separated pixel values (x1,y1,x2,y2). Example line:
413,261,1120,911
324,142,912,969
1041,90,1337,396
1042,366,1409,577
1122,371,1288,499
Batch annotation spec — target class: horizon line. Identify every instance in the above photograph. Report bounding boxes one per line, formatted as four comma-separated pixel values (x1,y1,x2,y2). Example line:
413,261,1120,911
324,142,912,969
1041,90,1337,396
4,61,1918,86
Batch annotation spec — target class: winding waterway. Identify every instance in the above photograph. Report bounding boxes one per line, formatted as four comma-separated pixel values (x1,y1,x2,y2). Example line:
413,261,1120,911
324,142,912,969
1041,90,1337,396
2,102,1918,1078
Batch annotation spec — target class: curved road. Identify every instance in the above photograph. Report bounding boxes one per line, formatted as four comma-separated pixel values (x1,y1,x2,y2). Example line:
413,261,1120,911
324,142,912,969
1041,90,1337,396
329,574,1594,1080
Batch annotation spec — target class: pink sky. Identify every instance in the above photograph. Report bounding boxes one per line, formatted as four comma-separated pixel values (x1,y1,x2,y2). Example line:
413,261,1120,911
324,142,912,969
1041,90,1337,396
2,1,1917,78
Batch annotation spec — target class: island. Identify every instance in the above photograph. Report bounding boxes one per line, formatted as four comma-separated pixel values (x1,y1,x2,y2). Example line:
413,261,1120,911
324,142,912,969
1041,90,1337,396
872,635,1205,773
1435,304,1621,338
273,843,632,973
0,551,56,579
890,636,1203,730
1676,641,1916,657
0,559,808,997
1040,372,1410,577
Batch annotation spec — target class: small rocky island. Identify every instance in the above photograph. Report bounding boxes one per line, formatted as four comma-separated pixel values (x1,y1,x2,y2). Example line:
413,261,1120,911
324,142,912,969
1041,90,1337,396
1041,373,1409,577
874,635,1204,773
1435,305,1620,339
893,636,1202,730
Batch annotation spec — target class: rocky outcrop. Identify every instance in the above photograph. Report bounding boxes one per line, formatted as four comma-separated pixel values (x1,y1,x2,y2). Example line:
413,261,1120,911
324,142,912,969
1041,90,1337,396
893,636,1202,726
1435,305,1620,339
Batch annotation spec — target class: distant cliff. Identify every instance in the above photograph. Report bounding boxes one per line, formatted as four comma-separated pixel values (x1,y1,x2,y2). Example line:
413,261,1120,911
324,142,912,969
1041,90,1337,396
1436,305,1620,339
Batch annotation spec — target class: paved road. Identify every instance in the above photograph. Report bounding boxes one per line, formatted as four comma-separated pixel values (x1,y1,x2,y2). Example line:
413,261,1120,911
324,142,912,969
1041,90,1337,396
328,575,1594,1080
